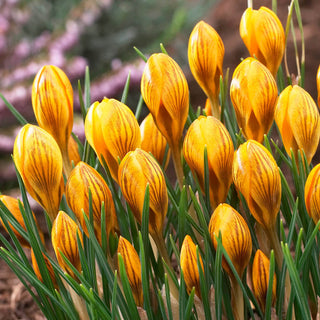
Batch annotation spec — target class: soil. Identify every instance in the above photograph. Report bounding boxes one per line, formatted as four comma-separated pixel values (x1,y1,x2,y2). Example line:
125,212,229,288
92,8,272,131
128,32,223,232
1,0,320,318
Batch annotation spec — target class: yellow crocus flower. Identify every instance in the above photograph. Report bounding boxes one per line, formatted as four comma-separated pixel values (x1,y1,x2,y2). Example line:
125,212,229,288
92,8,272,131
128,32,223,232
117,236,143,307
230,57,278,143
13,124,64,222
118,148,167,239
32,65,73,176
180,235,204,298
51,211,83,279
252,249,277,313
233,140,281,229
188,21,224,119
84,98,141,182
275,85,320,165
66,161,118,243
240,6,285,77
183,115,234,210
209,203,252,278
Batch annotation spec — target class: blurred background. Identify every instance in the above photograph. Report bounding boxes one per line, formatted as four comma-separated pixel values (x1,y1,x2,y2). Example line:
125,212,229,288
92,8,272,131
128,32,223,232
0,0,320,318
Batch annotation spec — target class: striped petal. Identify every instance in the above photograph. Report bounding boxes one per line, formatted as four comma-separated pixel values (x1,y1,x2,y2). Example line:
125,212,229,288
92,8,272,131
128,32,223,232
233,140,281,229
230,57,278,143
13,124,64,221
183,116,234,209
51,211,83,279
209,203,252,277
188,21,224,118
275,85,320,165
141,53,189,151
118,148,168,237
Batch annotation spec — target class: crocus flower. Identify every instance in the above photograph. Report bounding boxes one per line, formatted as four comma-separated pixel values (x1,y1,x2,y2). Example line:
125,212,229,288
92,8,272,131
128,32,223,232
275,85,320,165
188,20,224,118
230,57,278,143
51,211,83,279
141,53,189,187
118,148,167,239
0,195,44,247
252,249,277,313
240,6,285,77
13,124,64,222
233,140,281,229
305,164,320,227
140,113,170,169
32,65,73,176
209,203,252,278
68,135,81,166
118,236,143,307
66,161,118,243
84,98,141,182
183,116,234,209
180,235,204,298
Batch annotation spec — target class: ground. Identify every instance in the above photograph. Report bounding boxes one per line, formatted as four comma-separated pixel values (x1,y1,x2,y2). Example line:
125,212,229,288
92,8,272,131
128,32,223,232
1,0,320,318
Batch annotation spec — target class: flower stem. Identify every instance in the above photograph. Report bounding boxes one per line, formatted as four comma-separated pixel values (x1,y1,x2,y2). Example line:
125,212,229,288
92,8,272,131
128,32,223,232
62,148,73,179
209,95,220,120
230,274,244,320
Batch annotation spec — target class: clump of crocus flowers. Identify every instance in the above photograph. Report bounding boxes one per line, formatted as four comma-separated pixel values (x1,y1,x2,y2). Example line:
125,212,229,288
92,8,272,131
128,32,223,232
1,1,320,320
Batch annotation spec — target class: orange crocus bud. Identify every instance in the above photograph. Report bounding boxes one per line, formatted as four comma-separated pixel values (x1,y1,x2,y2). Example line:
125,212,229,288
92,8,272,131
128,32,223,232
209,203,252,278
230,57,278,143
51,211,83,279
32,65,73,176
140,113,170,169
233,140,281,229
180,235,204,298
141,53,189,153
117,236,143,307
252,250,277,313
118,148,167,239
183,116,234,210
31,248,58,289
13,124,64,222
0,195,44,247
240,6,285,77
84,98,141,182
188,20,224,119
275,85,320,165
68,135,81,167
305,164,320,227
66,161,118,243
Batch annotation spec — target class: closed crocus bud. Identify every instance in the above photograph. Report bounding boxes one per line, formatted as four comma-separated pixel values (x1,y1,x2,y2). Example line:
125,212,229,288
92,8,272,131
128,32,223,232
85,98,141,182
51,211,82,279
180,235,204,298
183,116,234,209
0,195,44,247
66,162,118,243
118,148,167,239
31,249,58,289
140,113,170,169
68,135,81,166
275,85,320,165
230,57,278,143
117,236,143,307
305,164,320,227
233,140,281,229
252,250,276,313
240,6,285,77
188,21,224,119
141,53,189,154
32,65,73,176
209,203,252,277
13,124,64,222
